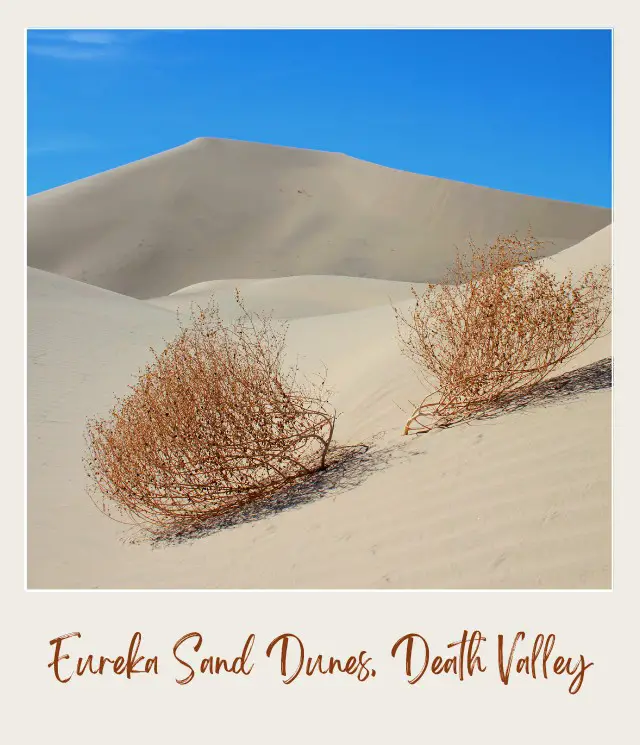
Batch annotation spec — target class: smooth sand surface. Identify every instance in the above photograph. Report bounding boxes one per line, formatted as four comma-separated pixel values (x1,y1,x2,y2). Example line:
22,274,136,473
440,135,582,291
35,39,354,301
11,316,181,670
28,137,611,298
147,275,423,319
27,219,611,588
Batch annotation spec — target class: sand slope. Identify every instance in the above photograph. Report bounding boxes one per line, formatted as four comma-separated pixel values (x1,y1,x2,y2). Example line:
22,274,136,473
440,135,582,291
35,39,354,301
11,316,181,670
27,223,611,588
147,275,422,319
28,137,611,298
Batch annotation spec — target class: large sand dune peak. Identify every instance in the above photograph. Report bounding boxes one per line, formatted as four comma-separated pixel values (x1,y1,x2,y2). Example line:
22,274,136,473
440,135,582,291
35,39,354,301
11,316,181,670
28,137,611,299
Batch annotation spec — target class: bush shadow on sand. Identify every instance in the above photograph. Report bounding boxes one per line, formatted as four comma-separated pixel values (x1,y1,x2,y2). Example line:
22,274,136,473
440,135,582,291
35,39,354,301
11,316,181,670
139,439,412,548
478,356,612,421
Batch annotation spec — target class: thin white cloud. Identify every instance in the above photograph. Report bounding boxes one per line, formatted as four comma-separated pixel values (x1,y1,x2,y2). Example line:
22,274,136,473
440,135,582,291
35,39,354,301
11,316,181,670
27,29,138,61
28,44,113,61
63,31,119,45
28,135,98,156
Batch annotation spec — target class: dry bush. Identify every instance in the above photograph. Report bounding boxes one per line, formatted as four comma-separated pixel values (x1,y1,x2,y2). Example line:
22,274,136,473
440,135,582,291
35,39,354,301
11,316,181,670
395,230,611,435
84,292,337,532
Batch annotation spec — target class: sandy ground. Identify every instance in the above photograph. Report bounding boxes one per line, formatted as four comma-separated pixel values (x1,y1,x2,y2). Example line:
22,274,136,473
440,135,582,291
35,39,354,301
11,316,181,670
27,140,612,589
28,137,611,298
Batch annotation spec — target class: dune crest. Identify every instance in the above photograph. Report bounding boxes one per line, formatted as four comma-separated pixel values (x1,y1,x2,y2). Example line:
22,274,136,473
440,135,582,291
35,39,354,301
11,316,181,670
28,137,611,299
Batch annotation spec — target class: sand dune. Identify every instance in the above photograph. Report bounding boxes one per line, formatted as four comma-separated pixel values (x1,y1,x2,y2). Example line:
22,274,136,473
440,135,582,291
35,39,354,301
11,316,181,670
28,137,611,298
27,220,611,588
148,224,613,323
538,223,612,278
148,274,422,319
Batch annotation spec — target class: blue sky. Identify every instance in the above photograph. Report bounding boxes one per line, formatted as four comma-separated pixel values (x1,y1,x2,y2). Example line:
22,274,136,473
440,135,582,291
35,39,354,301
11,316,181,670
27,29,612,206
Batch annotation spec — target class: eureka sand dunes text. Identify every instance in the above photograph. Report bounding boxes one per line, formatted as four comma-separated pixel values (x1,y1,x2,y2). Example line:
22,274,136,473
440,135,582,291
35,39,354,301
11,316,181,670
48,630,593,694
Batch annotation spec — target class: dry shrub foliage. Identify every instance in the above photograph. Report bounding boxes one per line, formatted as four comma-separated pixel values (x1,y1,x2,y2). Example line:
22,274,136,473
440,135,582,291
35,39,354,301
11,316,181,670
396,230,611,435
85,292,337,531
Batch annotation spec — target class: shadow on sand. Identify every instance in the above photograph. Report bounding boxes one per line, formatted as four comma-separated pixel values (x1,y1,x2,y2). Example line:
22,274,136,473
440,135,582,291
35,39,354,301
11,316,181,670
141,439,409,548
482,356,612,420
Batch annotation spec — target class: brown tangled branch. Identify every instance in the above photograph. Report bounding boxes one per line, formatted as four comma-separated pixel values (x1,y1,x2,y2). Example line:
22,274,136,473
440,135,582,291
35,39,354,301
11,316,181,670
395,230,611,435
84,291,338,532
